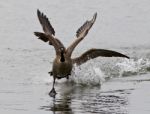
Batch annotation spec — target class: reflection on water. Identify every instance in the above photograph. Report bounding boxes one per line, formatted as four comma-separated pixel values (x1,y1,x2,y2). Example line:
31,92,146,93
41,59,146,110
41,97,73,114
40,83,130,114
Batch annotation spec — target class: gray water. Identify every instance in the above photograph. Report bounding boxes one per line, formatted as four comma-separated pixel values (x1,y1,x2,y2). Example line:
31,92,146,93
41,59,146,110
0,0,150,114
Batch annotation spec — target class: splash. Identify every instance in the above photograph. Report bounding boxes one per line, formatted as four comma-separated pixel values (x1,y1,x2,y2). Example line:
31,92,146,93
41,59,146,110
70,57,124,85
70,57,150,85
117,58,150,76
70,59,106,86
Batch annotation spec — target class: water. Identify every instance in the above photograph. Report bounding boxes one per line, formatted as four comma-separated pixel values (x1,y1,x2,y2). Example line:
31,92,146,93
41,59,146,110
0,0,150,114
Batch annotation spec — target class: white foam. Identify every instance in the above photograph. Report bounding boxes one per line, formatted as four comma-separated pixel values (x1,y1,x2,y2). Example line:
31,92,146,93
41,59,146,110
117,58,150,76
70,60,106,86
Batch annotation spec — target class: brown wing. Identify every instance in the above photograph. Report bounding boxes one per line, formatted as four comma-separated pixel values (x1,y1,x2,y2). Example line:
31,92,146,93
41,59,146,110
35,10,65,49
66,13,97,57
34,32,62,54
34,32,65,48
37,9,55,35
72,48,129,65
76,12,97,38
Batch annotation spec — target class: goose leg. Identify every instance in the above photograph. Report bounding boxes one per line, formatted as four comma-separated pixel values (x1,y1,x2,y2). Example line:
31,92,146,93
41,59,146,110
49,77,57,97
66,74,71,80
66,76,69,79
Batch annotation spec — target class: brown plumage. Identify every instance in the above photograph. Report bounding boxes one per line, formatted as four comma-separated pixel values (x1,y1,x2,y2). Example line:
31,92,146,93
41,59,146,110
72,49,129,65
34,9,129,97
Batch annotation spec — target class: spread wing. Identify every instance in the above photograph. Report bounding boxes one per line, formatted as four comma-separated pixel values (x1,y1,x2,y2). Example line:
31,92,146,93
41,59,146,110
34,10,65,49
34,32,64,54
76,13,97,38
72,49,129,65
37,9,55,35
34,32,64,48
66,13,97,57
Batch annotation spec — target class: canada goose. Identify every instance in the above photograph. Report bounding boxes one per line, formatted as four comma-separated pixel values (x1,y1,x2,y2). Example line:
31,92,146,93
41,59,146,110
34,9,129,97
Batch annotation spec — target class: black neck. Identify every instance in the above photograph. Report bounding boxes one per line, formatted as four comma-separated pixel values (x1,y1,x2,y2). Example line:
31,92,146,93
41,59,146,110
60,52,65,62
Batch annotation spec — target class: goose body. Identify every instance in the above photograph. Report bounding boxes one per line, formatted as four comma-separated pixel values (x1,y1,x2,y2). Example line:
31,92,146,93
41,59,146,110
34,9,129,97
52,55,72,79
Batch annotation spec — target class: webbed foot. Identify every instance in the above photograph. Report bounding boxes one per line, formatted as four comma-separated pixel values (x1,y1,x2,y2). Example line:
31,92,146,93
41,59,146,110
49,88,57,98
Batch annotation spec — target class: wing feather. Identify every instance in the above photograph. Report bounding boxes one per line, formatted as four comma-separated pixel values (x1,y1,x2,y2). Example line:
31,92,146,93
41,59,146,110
72,49,129,65
34,32,61,54
37,9,55,35
76,12,97,38
66,13,97,57
35,10,65,49
34,32,64,47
